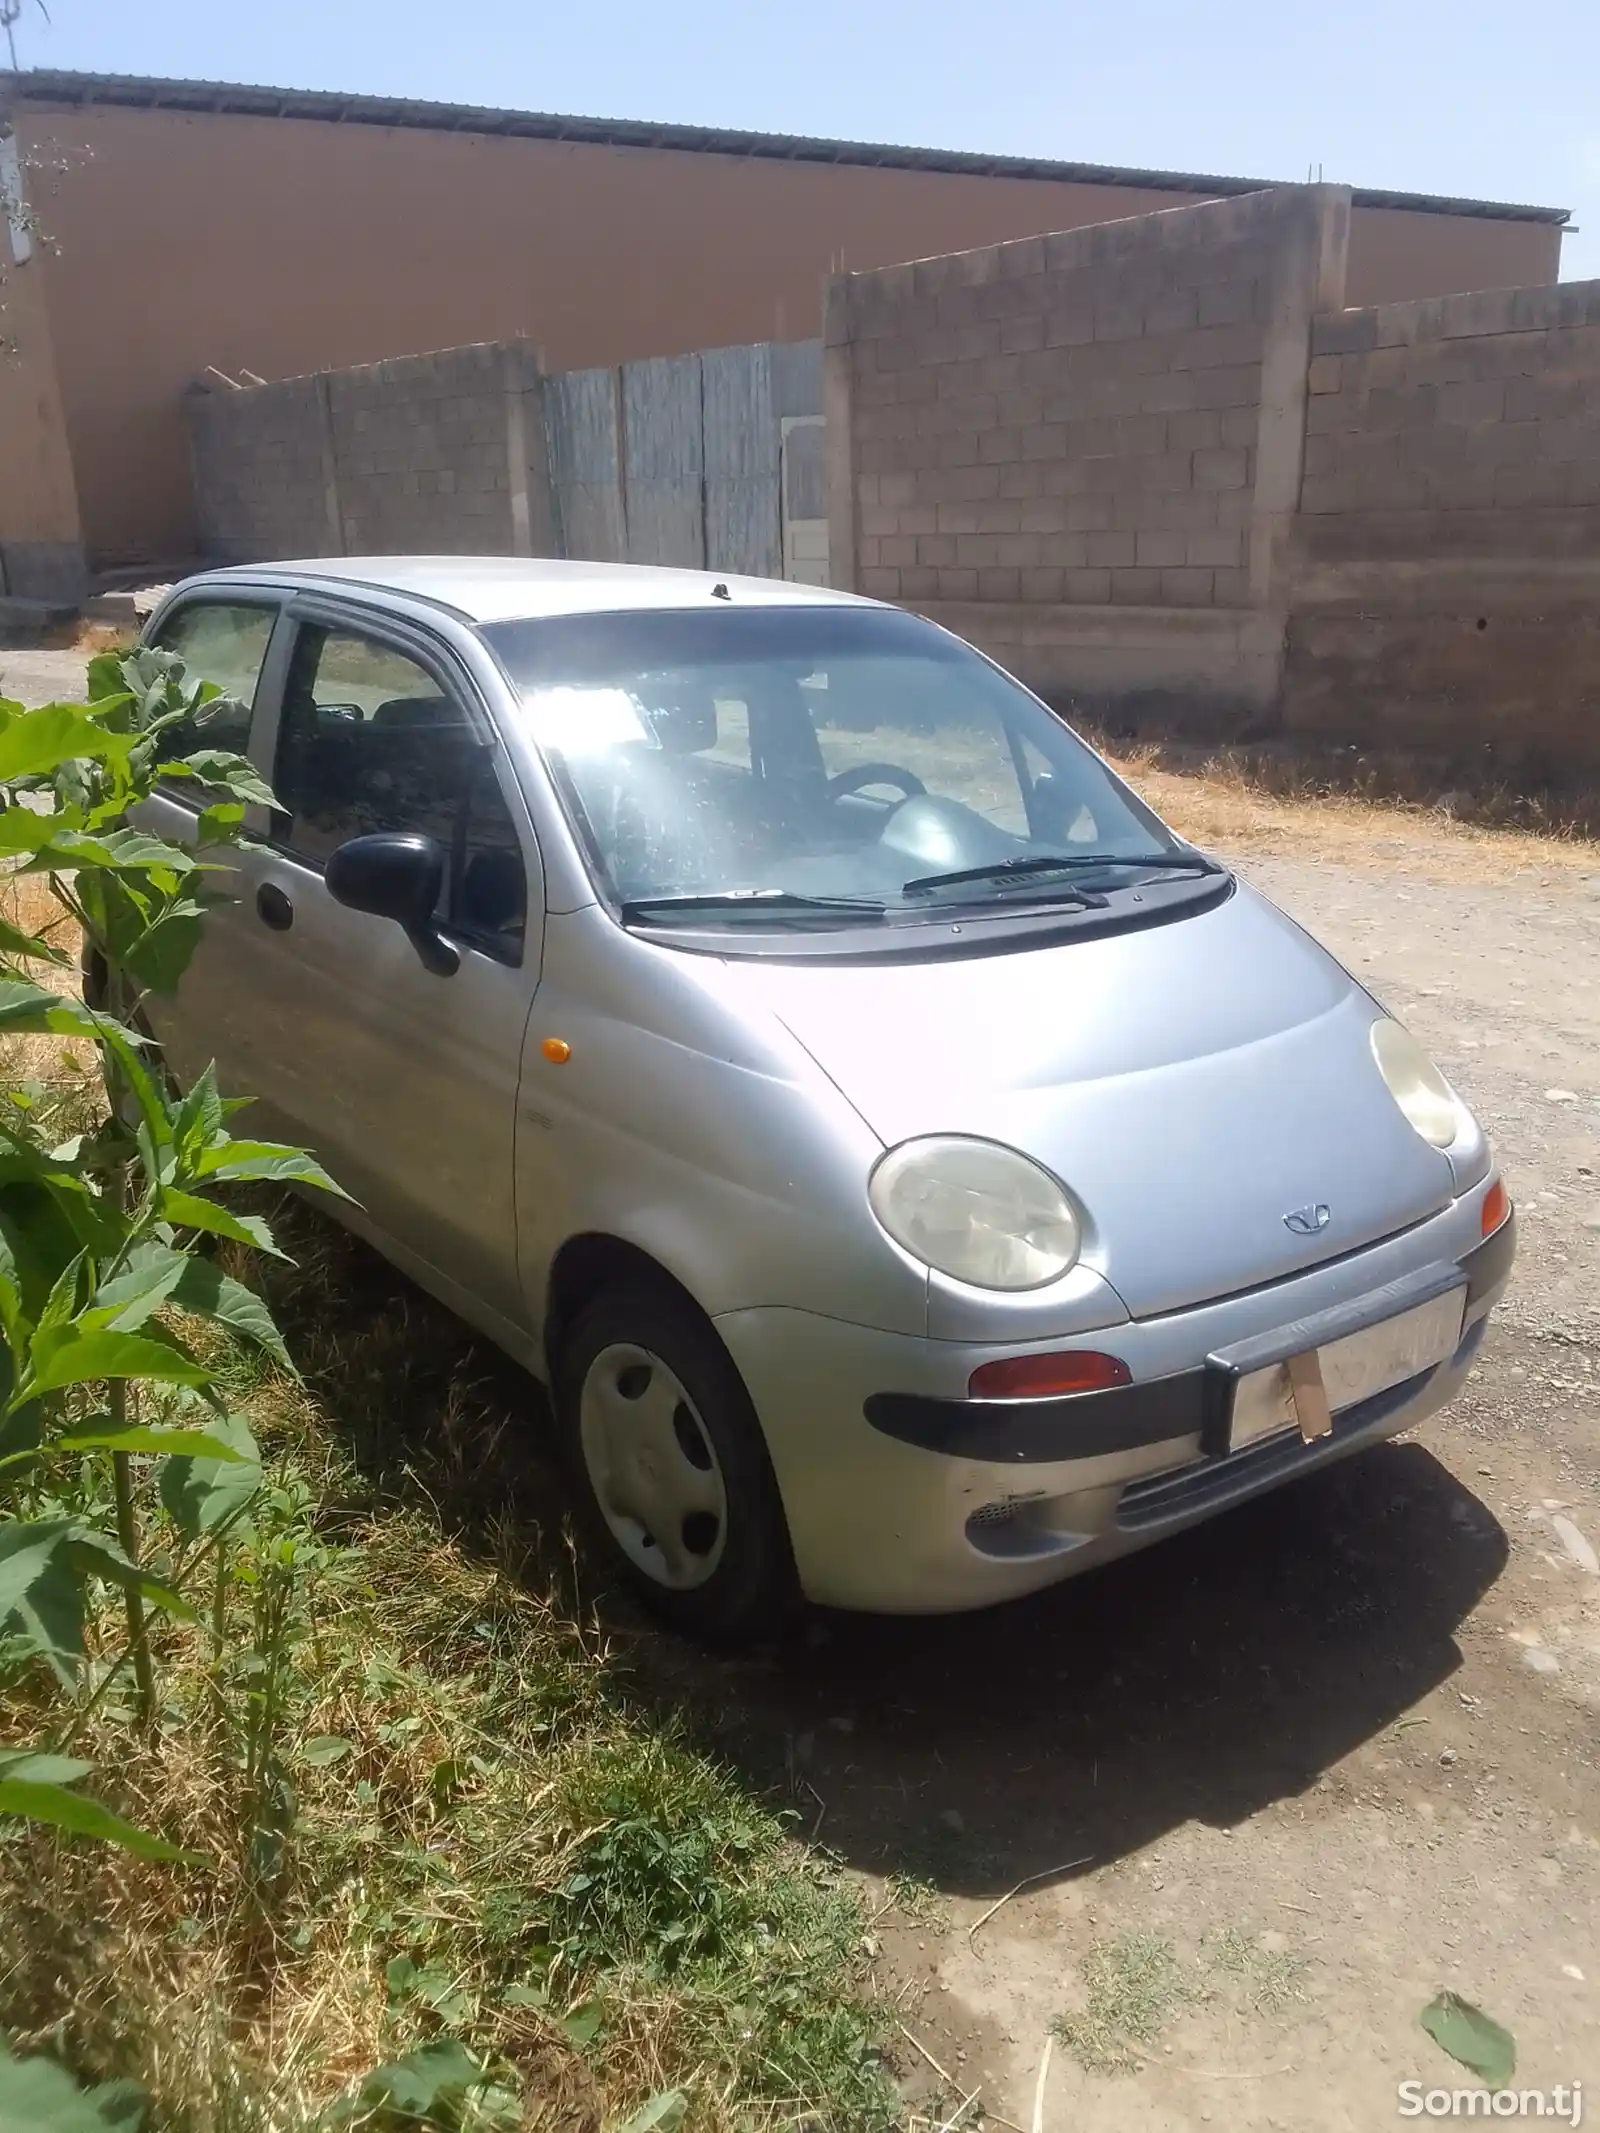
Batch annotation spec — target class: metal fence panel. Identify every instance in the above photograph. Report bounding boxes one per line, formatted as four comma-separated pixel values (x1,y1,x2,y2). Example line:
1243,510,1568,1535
622,355,704,568
545,367,626,562
703,342,780,579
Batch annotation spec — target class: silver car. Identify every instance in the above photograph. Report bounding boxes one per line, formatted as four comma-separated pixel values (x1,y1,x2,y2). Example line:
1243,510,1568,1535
128,558,1515,1639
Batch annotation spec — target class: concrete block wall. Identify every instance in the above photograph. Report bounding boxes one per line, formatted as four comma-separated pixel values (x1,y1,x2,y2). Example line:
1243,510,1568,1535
1285,281,1600,776
328,342,545,556
826,186,1351,723
187,374,338,565
1302,280,1600,524
185,340,550,564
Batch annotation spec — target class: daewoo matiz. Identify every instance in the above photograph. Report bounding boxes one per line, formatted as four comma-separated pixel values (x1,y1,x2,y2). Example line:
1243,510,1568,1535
121,558,1515,1639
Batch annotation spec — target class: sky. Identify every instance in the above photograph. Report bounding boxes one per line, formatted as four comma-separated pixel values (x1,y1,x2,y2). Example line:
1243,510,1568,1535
9,0,1600,280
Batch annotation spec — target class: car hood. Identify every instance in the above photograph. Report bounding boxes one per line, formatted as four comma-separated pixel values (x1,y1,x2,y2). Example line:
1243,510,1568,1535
726,883,1458,1318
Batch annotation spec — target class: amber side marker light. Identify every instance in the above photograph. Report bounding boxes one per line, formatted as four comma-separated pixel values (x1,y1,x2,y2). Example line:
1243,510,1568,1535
1481,1177,1511,1237
968,1350,1131,1400
541,1037,572,1064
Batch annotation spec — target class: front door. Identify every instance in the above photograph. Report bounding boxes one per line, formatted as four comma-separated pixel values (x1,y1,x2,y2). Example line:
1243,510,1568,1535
139,590,290,1106
214,606,542,1334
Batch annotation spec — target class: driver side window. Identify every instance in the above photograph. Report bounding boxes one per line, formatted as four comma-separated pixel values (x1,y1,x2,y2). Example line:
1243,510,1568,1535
271,622,528,963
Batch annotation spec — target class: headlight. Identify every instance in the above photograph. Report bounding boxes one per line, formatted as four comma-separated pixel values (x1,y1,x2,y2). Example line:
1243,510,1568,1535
868,1136,1081,1290
1370,1017,1461,1149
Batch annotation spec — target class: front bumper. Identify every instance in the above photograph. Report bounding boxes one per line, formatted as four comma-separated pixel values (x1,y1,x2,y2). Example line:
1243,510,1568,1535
714,1201,1514,1613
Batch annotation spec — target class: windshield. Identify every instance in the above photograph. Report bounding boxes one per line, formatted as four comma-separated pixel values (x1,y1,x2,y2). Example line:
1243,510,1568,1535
480,605,1184,920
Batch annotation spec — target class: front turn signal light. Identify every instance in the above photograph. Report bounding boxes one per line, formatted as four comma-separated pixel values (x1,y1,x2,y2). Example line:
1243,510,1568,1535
1481,1177,1511,1237
968,1350,1131,1400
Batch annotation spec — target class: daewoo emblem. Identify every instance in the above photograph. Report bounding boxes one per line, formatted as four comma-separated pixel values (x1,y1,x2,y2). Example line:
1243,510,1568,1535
1283,1203,1332,1236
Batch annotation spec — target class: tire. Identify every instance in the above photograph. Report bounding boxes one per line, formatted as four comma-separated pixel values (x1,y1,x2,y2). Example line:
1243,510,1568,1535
555,1279,800,1644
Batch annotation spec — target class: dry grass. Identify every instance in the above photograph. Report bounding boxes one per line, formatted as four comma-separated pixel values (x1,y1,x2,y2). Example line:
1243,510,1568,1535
0,1197,895,2132
26,619,139,656
1099,735,1600,886
0,870,93,1091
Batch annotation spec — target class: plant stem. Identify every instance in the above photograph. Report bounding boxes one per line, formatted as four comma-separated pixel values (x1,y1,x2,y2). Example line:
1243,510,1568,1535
209,1538,229,1733
109,1381,156,1729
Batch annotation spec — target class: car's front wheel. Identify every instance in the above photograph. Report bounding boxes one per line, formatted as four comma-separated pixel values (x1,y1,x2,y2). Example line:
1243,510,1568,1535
555,1280,799,1643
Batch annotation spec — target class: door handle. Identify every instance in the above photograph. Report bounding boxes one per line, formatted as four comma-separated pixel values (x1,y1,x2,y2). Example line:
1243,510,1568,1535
256,883,294,932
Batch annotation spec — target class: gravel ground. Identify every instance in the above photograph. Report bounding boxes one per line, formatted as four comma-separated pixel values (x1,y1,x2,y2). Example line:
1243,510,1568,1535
0,645,98,708
748,837,1600,2133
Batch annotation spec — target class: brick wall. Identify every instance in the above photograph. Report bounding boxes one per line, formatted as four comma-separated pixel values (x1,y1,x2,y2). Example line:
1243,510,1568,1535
825,186,1349,723
1285,281,1600,776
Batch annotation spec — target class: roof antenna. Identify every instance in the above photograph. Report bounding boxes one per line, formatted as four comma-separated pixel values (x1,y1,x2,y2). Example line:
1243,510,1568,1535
711,580,731,601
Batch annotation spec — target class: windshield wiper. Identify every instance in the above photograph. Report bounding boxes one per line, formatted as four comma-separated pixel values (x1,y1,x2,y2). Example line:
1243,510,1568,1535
901,851,1219,898
621,888,887,923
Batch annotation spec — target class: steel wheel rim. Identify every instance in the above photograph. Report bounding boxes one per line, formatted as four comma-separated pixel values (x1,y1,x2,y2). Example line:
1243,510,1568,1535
578,1342,729,1590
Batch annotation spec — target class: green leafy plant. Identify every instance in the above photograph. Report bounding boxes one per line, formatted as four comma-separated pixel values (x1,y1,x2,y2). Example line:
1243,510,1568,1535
0,650,342,1856
0,2034,144,2131
328,2039,521,2131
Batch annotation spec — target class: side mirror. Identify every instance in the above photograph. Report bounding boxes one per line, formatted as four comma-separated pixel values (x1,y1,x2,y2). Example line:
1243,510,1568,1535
324,832,459,976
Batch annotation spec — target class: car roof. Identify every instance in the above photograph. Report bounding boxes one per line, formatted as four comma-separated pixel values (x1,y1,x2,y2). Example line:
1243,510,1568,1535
186,555,878,626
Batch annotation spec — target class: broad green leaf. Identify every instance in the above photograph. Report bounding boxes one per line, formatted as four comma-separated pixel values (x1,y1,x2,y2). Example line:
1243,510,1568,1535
163,750,277,810
0,702,136,782
157,1190,288,1260
159,1410,261,1540
1419,1993,1516,2088
561,2001,604,2048
54,1422,247,1461
193,801,247,846
90,1243,293,1373
170,1258,293,1370
0,1517,75,1626
0,1517,84,1679
39,827,199,875
25,1323,212,1398
299,1735,355,1768
0,1165,128,1266
615,2093,689,2133
0,1776,201,1863
85,2083,145,2133
172,1065,223,1164
0,1749,94,1787
353,2040,483,2115
0,2037,145,2133
0,910,70,967
86,649,137,704
85,1242,192,1328
193,1139,348,1197
0,980,99,1041
65,1532,199,1624
0,1170,97,1310
119,910,204,996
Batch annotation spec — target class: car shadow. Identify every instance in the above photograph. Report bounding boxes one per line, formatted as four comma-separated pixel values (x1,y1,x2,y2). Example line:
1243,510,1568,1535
263,1199,1511,1898
649,1438,1509,1895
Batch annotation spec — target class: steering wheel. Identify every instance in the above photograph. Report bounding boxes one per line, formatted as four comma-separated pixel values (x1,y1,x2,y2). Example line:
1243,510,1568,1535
826,762,927,805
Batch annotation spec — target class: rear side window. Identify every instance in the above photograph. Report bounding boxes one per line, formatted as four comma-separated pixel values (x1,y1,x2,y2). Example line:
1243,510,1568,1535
150,600,276,766
271,622,527,963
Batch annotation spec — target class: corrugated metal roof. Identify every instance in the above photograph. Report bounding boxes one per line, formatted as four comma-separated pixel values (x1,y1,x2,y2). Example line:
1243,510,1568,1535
14,69,1570,227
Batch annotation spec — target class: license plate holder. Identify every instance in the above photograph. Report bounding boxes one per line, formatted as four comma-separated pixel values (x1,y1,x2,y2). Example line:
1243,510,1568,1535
1225,1284,1467,1454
